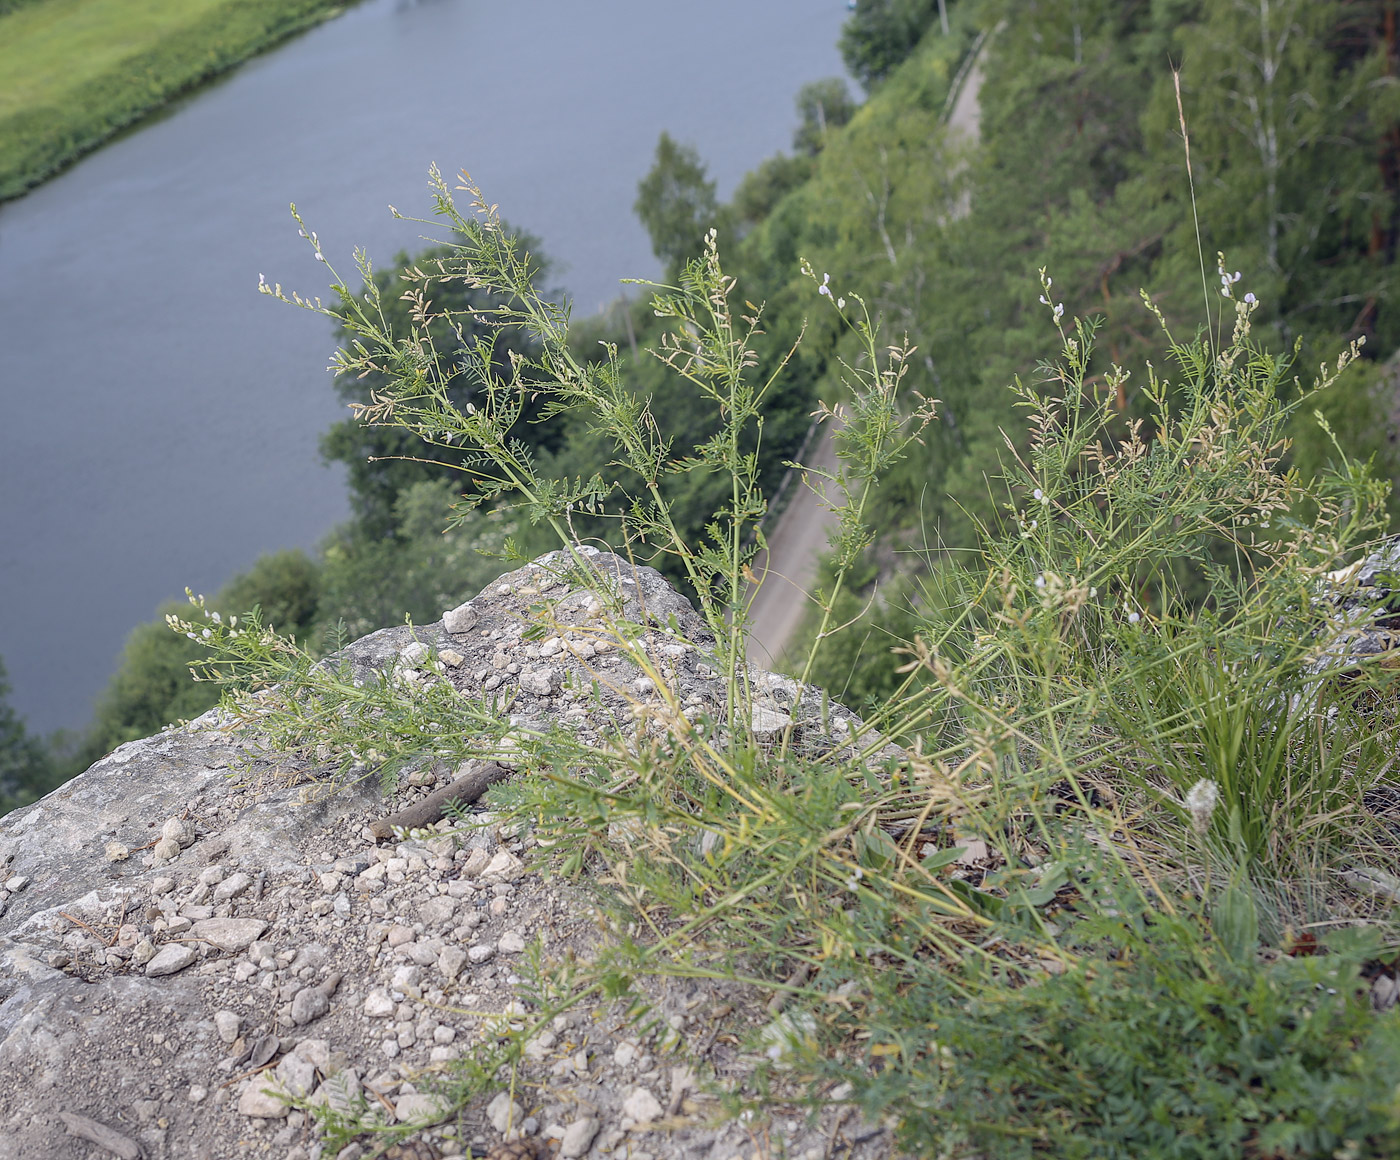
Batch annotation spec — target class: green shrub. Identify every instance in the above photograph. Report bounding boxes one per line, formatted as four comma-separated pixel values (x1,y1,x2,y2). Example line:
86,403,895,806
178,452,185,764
858,898,1400,1159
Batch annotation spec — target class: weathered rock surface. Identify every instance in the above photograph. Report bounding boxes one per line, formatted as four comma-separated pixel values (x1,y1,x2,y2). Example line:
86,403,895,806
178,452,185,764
0,551,898,1160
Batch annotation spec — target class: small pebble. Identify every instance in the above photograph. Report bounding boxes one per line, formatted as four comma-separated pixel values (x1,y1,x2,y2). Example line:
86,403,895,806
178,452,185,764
214,1010,241,1044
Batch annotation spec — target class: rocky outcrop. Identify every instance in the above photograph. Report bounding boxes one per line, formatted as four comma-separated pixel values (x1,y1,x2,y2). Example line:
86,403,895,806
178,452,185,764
0,551,895,1160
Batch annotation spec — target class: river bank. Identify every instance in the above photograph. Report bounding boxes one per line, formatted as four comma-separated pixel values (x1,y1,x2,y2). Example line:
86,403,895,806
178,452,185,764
0,0,361,199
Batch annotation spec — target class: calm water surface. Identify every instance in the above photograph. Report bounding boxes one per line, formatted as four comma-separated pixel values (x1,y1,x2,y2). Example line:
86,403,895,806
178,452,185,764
0,0,847,734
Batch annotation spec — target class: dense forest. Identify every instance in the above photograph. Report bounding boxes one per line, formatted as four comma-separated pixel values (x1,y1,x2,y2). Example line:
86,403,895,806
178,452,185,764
6,0,1400,810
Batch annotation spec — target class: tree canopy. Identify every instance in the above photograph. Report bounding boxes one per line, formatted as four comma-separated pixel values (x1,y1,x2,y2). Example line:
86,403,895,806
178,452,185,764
0,654,56,813
634,131,720,281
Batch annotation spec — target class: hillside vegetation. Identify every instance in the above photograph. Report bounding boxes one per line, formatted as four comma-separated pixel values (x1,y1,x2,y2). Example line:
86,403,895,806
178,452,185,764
10,0,1400,807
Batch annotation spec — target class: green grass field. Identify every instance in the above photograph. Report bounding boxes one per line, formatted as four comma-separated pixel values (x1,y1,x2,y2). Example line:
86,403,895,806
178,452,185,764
0,0,353,199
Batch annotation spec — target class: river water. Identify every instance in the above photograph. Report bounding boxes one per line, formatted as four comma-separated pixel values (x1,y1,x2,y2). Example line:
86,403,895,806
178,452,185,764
0,0,848,735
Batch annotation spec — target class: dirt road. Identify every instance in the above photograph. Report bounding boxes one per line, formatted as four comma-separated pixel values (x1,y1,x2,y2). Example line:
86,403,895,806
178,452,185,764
745,424,844,670
744,39,986,670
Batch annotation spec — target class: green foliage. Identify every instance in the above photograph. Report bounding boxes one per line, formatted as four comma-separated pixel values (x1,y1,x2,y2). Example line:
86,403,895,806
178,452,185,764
0,0,48,18
633,132,720,281
168,590,510,792
0,0,360,200
789,296,1400,1155
729,152,814,234
873,901,1400,1159
65,548,325,777
791,78,857,156
219,548,322,638
315,480,516,640
319,239,560,539
0,654,58,814
840,0,950,91
730,0,1400,694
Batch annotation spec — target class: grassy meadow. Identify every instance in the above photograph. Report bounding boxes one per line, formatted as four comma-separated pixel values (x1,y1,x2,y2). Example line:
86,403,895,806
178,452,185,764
0,0,353,199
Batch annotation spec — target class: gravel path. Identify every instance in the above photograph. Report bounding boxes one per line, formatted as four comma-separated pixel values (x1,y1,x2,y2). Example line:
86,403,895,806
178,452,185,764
745,427,842,671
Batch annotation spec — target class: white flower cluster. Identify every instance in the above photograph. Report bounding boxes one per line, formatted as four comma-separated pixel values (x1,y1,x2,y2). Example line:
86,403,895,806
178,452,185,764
816,271,846,310
1216,253,1257,305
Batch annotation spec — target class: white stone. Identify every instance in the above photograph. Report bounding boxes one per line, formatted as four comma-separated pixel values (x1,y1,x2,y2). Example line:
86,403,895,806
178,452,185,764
276,1050,318,1098
398,642,432,669
467,944,495,964
487,1091,524,1133
483,851,523,879
520,667,561,696
438,946,468,981
560,1118,600,1158
750,705,793,740
443,602,478,634
418,895,456,926
237,1076,290,1118
104,842,130,862
364,989,396,1018
395,1092,448,1123
621,1087,663,1124
3,875,28,893
390,965,422,994
190,916,267,952
214,1010,241,1044
151,837,180,863
498,930,526,954
144,944,196,976
212,871,252,902
613,1041,638,1068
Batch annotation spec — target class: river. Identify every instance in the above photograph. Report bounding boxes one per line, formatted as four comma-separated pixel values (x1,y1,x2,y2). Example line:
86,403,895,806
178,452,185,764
0,0,848,735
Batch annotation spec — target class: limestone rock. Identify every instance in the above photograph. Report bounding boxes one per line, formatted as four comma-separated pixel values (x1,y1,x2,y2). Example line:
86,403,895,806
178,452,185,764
443,601,479,634
560,1117,599,1157
0,551,900,1160
238,1076,290,1118
144,944,196,977
622,1085,663,1123
487,1091,524,1133
190,916,266,952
